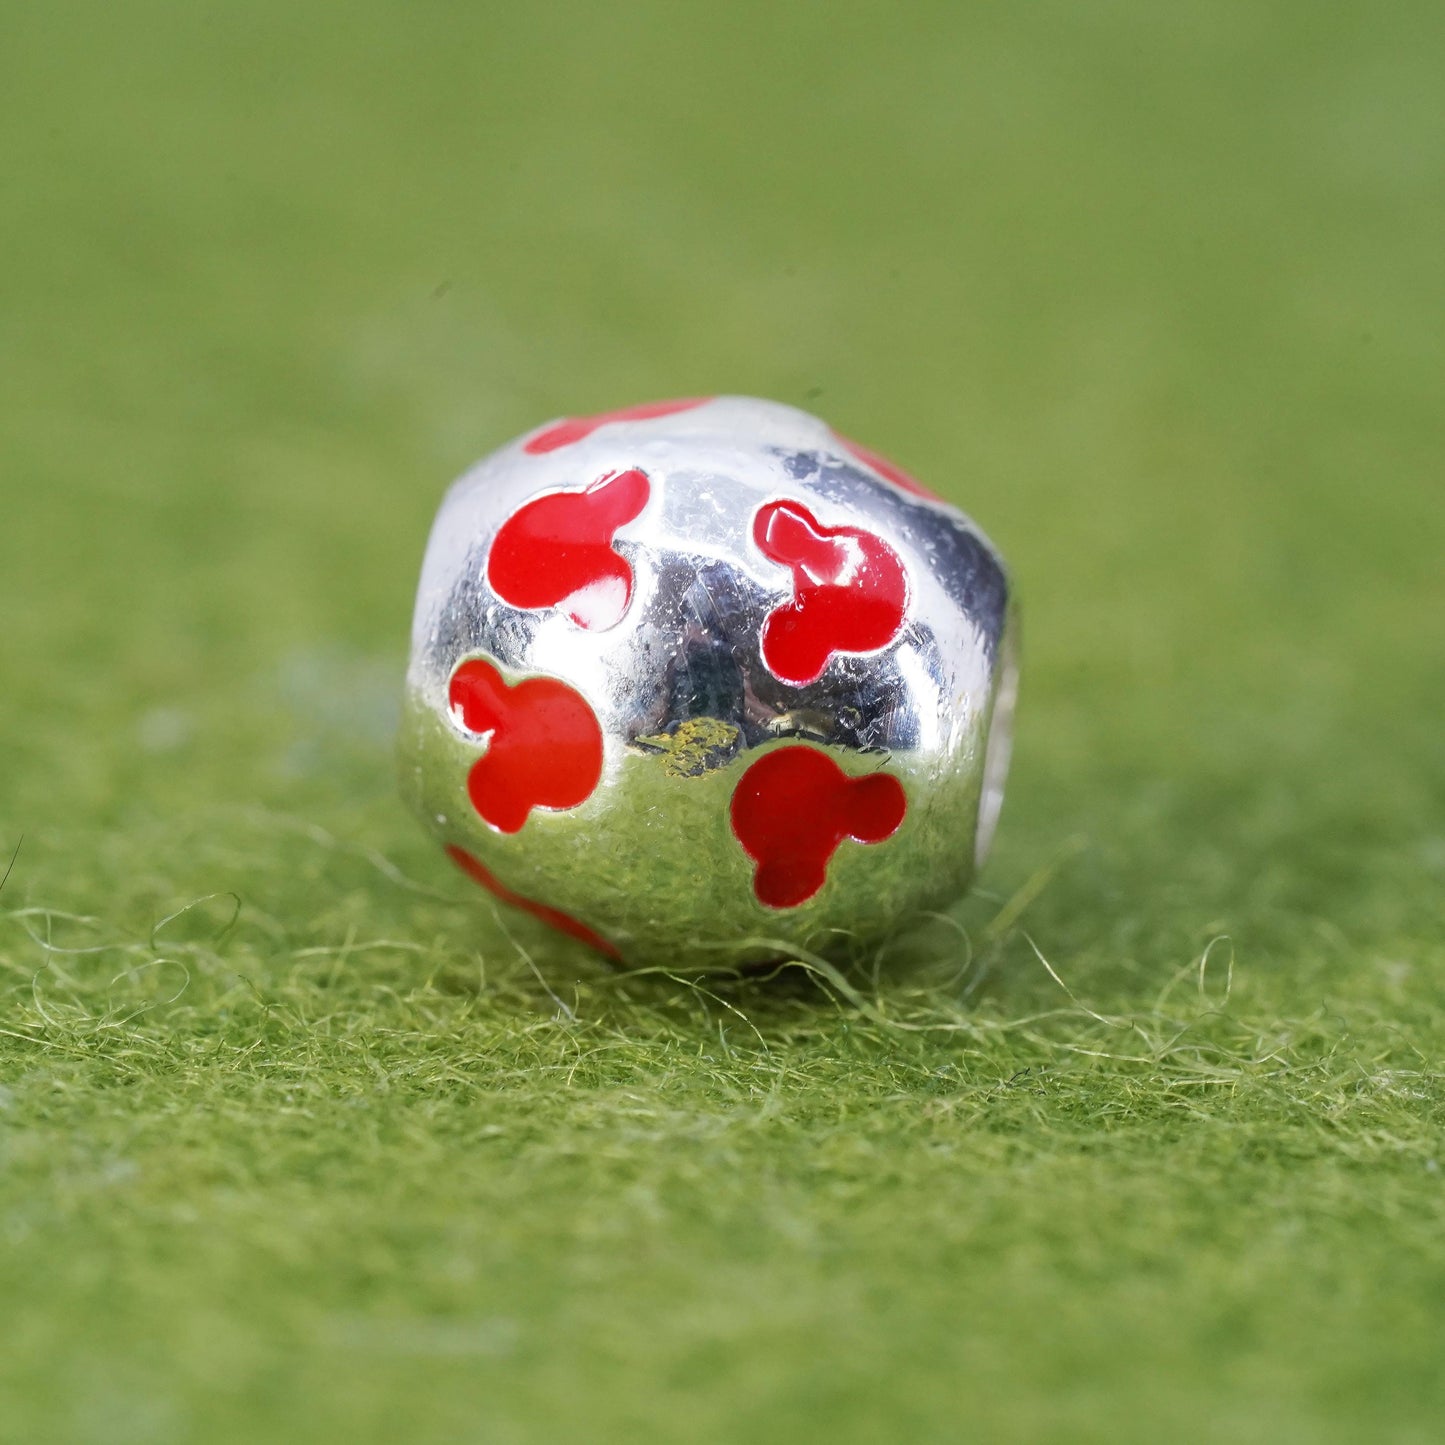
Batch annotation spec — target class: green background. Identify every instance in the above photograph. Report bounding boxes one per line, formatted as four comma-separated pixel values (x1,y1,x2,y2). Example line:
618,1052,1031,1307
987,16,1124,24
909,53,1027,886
2,3,1442,1441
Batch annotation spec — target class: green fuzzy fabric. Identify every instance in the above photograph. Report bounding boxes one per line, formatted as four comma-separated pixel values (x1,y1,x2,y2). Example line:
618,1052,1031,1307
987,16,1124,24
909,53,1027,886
2,3,1442,1441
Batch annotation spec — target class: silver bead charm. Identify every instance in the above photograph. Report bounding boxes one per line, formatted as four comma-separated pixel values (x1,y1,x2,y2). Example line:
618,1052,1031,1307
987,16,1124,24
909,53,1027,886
399,396,1017,965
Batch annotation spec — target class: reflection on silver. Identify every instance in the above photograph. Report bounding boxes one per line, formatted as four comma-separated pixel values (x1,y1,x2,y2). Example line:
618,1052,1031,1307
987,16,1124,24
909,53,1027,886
399,396,1017,966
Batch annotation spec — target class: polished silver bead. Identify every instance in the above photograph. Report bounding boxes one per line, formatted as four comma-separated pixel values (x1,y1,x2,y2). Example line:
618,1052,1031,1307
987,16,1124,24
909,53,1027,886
399,396,1017,966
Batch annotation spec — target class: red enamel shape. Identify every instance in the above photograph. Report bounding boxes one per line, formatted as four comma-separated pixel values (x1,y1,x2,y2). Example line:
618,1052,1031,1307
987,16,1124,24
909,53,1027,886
523,398,712,455
446,845,620,959
730,746,906,909
753,498,909,685
836,432,944,504
448,659,603,834
487,468,650,631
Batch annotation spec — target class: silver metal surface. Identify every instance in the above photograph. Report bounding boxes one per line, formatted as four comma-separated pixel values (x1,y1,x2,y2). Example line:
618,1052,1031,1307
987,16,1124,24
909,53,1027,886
399,395,1017,965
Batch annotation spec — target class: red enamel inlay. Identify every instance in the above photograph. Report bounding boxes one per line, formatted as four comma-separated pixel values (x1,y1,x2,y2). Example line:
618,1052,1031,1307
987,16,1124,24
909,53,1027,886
836,433,944,503
753,498,909,685
730,746,906,909
446,845,620,959
523,398,712,455
487,468,651,631
448,659,604,833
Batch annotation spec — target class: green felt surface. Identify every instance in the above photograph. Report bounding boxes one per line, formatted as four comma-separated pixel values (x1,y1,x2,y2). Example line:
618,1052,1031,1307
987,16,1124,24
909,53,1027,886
2,3,1443,1441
